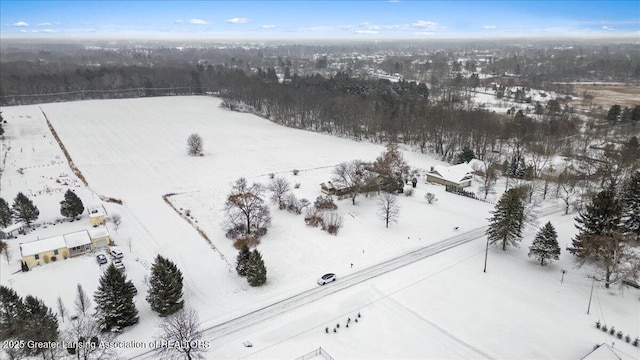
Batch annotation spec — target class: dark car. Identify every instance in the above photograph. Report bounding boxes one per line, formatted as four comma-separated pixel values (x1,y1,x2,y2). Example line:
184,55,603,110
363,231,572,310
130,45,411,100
317,273,336,285
96,254,107,265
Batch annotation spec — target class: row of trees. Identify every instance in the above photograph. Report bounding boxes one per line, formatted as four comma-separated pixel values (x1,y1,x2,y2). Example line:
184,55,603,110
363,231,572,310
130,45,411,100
0,189,85,230
486,171,640,288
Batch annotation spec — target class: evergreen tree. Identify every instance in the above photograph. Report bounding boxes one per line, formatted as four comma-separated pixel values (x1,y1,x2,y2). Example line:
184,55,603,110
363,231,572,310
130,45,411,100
454,147,475,164
606,104,622,123
372,142,410,193
60,189,85,219
246,249,267,287
569,189,622,259
0,285,24,339
235,244,251,276
19,295,58,358
621,171,640,240
0,198,13,228
94,264,139,331
486,188,525,250
0,112,4,137
528,222,561,266
147,255,184,317
11,192,39,227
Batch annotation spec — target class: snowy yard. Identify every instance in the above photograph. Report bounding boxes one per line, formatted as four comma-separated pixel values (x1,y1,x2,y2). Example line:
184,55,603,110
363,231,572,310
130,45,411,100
1,96,638,359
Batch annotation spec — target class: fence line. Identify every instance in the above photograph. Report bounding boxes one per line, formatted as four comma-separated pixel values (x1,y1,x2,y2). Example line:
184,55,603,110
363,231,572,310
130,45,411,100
295,346,335,360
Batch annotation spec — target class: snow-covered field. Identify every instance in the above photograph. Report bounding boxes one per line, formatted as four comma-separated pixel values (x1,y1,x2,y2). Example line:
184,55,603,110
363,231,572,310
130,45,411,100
1,96,638,359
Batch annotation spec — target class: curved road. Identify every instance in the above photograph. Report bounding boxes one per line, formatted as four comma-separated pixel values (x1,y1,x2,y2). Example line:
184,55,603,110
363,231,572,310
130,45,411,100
130,204,564,359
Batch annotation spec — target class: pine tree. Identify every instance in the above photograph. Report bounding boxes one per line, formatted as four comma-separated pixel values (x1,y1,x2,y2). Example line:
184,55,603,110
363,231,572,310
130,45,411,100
11,192,39,227
454,147,475,164
0,285,25,339
528,222,561,266
19,295,59,358
620,171,640,241
60,189,85,219
246,249,267,287
235,244,251,276
0,198,12,228
94,264,139,331
569,189,622,259
486,188,525,250
147,255,184,317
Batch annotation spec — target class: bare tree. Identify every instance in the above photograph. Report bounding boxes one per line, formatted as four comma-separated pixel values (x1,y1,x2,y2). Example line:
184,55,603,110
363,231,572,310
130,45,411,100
74,283,91,316
186,133,203,156
267,177,290,209
224,178,271,238
556,171,579,215
57,296,66,323
377,193,399,228
1,240,11,263
155,308,208,360
65,310,118,360
424,193,437,204
110,213,121,233
333,160,373,205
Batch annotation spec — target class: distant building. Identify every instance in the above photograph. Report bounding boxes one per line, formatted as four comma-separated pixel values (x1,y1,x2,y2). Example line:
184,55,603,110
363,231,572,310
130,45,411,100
0,222,25,239
426,162,474,188
19,227,111,269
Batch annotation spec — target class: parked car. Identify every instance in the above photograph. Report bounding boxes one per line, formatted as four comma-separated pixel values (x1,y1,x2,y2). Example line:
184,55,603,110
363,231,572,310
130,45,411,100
96,254,107,265
317,273,336,285
110,248,123,259
113,259,125,272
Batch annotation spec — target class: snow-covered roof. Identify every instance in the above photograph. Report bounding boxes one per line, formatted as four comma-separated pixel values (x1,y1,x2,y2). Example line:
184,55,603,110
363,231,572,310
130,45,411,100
88,227,109,239
89,209,105,218
64,230,91,248
2,222,24,233
20,235,66,257
428,162,474,184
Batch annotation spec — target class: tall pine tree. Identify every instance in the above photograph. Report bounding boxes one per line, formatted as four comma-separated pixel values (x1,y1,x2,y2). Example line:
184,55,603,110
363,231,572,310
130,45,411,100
235,244,251,276
620,171,640,241
569,189,622,259
0,285,24,339
0,198,13,228
60,189,85,219
94,264,139,331
147,255,184,317
19,295,59,358
486,188,525,250
528,222,561,266
11,192,39,227
246,249,267,287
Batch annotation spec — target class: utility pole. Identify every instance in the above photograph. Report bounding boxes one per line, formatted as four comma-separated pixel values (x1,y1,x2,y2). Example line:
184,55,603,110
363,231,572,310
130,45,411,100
587,277,595,315
483,237,489,273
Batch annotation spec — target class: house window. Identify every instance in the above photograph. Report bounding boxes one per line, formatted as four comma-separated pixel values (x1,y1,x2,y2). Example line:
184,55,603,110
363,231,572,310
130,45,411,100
34,254,40,260
54,249,59,255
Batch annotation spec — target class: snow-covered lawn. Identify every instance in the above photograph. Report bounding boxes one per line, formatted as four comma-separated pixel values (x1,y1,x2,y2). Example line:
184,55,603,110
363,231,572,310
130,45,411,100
1,96,638,359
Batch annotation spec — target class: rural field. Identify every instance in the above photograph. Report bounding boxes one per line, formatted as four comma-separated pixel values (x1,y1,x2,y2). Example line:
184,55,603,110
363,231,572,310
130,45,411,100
1,96,638,359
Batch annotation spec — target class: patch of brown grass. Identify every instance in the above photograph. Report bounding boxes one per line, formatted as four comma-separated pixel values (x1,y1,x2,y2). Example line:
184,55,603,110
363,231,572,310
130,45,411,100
233,236,261,250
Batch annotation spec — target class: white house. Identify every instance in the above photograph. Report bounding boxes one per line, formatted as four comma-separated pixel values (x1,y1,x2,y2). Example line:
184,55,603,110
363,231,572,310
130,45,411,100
0,222,25,239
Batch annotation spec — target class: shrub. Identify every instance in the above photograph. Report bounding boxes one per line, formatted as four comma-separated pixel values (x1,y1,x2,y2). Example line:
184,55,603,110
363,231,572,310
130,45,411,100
43,255,50,263
315,195,337,210
293,169,299,175
596,320,601,329
226,224,247,239
633,337,638,346
269,173,275,179
404,188,414,197
602,325,608,332
233,236,261,250
625,335,631,343
425,192,437,204
609,326,615,335
304,208,324,227
51,256,57,262
294,182,301,189
616,331,623,339
322,213,344,235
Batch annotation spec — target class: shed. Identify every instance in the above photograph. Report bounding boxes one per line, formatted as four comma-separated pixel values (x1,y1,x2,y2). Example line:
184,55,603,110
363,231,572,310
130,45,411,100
89,208,106,226
20,235,68,268
0,222,25,239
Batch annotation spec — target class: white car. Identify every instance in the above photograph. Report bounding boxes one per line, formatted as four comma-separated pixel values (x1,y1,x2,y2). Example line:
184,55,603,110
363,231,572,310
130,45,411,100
317,273,336,285
110,249,123,259
113,259,125,272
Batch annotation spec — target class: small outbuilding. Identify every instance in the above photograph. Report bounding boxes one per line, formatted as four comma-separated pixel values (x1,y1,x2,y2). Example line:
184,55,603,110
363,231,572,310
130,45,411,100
0,222,25,239
89,208,106,226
